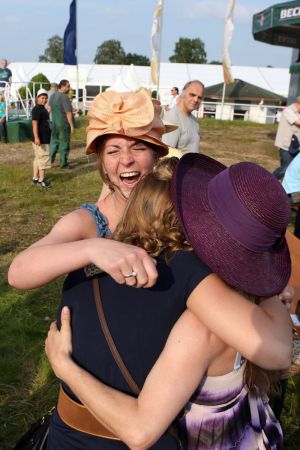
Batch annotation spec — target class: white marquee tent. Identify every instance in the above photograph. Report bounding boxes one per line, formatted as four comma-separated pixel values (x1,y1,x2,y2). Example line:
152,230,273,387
8,61,290,104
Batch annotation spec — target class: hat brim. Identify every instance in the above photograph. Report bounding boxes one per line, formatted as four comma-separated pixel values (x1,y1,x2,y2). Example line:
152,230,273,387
86,131,169,157
171,153,291,296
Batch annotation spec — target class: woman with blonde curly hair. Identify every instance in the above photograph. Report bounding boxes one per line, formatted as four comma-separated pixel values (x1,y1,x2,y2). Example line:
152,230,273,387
46,156,291,449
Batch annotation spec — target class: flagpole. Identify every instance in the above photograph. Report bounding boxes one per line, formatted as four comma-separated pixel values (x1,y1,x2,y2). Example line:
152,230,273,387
150,0,163,100
221,0,235,120
156,0,164,100
64,0,78,107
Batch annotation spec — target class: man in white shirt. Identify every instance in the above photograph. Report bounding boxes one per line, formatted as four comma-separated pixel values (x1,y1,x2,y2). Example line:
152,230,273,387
165,87,179,111
273,97,300,180
163,80,203,155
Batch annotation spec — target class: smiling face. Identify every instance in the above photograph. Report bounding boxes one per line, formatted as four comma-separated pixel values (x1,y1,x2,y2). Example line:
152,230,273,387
37,94,48,106
100,135,158,198
180,82,204,114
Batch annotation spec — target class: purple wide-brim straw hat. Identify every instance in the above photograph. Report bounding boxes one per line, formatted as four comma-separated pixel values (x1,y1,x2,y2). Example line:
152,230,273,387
171,153,291,296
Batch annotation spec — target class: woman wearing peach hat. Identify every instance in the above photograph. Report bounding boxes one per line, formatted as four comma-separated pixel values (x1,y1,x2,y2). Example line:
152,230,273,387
9,92,291,449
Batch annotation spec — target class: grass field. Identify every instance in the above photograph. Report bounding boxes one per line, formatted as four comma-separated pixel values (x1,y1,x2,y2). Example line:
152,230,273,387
0,117,299,449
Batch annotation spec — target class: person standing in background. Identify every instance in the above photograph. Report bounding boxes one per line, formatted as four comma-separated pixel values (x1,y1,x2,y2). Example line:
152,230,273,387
31,89,51,188
273,97,300,180
163,80,203,155
49,79,74,169
0,94,8,143
48,82,58,100
0,59,12,89
47,82,58,123
165,87,179,111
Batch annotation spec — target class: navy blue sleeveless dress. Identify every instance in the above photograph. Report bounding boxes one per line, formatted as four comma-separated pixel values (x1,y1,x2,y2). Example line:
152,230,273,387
47,205,212,449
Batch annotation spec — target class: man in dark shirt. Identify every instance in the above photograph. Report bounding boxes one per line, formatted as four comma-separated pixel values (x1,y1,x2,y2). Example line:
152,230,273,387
48,79,74,169
0,59,12,88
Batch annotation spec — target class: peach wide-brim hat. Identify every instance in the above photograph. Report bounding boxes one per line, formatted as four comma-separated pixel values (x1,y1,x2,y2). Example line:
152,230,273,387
86,89,176,157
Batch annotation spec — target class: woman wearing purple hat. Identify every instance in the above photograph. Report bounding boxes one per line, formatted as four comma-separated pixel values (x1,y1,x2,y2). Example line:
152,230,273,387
45,155,292,449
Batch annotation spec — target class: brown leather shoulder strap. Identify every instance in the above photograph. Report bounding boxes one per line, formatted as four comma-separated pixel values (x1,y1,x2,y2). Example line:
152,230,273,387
92,277,181,445
92,277,140,396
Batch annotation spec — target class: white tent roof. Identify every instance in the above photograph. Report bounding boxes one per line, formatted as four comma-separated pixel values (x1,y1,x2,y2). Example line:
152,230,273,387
107,65,148,92
8,61,290,98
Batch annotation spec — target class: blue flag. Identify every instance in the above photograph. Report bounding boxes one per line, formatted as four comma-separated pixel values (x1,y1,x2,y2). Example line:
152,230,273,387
64,0,77,65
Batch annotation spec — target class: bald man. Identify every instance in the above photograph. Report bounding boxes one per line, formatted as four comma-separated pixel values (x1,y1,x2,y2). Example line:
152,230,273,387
162,80,203,155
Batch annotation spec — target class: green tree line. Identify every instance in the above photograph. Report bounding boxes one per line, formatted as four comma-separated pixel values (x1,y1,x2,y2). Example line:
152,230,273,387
39,35,221,65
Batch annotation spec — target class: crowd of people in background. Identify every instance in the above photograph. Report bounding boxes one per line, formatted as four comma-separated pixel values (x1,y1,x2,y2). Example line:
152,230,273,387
0,58,75,181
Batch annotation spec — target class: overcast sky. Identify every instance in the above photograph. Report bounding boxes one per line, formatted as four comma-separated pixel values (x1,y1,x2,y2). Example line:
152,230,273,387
2,0,293,67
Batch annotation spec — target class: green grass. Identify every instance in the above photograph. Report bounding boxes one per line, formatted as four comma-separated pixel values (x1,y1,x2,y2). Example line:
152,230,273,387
0,117,299,449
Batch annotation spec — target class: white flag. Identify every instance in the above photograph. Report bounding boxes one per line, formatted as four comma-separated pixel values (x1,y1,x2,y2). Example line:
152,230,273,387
222,0,235,84
151,0,163,86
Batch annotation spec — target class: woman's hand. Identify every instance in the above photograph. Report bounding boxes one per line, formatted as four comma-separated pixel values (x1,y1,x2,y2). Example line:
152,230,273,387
278,284,294,311
45,307,73,379
88,239,158,288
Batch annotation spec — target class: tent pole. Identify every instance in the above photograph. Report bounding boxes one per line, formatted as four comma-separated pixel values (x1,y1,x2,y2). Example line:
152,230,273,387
76,65,79,110
221,82,226,120
156,0,164,100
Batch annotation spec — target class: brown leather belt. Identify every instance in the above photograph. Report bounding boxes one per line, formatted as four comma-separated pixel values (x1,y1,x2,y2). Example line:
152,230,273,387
57,385,120,440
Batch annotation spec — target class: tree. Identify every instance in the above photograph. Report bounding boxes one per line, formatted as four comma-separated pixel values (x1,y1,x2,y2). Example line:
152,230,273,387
18,73,50,99
124,53,150,66
94,40,126,64
209,60,222,65
39,35,64,63
169,38,207,64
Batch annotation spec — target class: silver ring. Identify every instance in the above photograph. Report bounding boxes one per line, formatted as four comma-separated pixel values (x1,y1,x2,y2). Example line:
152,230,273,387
123,271,137,279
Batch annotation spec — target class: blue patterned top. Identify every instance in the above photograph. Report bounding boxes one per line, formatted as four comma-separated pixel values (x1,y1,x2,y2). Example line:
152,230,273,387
80,204,111,238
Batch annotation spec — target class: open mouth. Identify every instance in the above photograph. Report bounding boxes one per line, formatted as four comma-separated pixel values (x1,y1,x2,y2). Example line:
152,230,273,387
120,171,141,186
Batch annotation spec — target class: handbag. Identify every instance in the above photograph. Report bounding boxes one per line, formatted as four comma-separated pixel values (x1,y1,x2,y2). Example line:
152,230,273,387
288,134,300,157
13,408,54,450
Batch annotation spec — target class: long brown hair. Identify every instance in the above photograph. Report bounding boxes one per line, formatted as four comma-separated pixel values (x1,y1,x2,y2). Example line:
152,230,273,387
112,157,191,259
114,157,279,394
